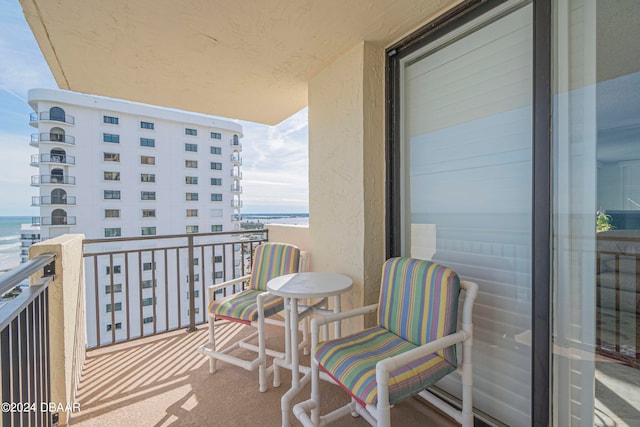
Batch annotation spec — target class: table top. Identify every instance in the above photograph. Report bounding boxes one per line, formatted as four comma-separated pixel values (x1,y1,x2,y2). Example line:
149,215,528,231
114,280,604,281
266,272,353,299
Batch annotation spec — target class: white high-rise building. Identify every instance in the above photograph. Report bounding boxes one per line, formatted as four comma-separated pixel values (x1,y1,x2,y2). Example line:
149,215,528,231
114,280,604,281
27,88,244,346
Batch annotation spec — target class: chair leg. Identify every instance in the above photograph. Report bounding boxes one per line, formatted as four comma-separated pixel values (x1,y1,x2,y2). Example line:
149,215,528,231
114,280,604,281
311,357,321,425
376,368,391,427
207,313,217,374
257,293,267,392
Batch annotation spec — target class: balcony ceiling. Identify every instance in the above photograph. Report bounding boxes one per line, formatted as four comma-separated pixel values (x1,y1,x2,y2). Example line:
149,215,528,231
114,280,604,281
20,0,458,124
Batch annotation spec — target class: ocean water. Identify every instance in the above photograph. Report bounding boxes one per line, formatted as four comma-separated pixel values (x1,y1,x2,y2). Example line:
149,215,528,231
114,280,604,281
0,216,30,272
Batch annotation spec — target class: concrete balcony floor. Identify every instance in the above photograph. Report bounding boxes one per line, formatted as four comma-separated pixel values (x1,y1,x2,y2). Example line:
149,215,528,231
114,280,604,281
70,321,457,426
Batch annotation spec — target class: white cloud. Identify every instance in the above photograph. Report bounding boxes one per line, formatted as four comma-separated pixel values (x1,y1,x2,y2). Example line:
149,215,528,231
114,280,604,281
239,108,309,213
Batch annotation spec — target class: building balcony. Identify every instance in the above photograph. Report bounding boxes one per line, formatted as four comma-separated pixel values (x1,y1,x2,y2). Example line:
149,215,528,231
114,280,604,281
32,195,77,206
230,139,242,151
32,216,77,226
31,175,76,186
230,170,242,179
230,154,242,165
30,153,76,166
230,184,243,194
231,200,243,208
231,214,242,222
30,132,76,147
29,111,75,126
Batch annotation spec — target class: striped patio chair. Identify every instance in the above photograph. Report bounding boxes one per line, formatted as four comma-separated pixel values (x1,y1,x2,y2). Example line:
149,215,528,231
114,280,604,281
198,242,304,392
293,257,478,427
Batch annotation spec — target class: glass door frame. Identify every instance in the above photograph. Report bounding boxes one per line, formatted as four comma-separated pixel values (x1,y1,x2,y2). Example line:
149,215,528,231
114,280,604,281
384,0,552,425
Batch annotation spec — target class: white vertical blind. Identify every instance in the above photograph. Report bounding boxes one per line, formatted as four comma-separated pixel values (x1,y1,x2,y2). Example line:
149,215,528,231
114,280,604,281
401,3,532,425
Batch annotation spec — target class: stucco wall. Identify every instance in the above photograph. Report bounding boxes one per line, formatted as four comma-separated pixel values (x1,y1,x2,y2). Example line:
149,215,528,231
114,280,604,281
308,42,385,334
30,234,86,426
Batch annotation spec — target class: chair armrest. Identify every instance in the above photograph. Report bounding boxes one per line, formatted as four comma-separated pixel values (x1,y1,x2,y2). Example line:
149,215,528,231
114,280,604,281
377,330,467,374
206,274,251,302
310,304,378,349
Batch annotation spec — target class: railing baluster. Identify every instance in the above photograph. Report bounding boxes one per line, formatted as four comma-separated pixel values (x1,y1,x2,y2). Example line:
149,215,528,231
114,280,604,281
82,231,269,348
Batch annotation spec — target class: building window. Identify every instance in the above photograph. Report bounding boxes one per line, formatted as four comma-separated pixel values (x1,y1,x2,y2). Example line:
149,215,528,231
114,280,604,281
103,115,119,124
214,256,222,263
186,225,199,234
214,271,223,279
106,302,122,312
104,228,121,238
105,209,120,218
187,290,200,299
211,224,223,232
141,173,155,183
140,155,155,165
141,297,154,307
185,160,198,168
106,265,121,275
103,133,120,143
210,162,222,170
104,171,120,181
210,209,223,217
105,283,122,294
106,322,122,332
142,209,156,218
143,262,155,271
211,132,222,139
141,226,156,236
140,138,155,147
104,152,120,162
186,308,200,316
186,209,198,217
185,176,198,185
186,192,199,201
140,121,154,129
210,146,221,154
185,143,198,152
185,128,197,136
141,191,156,201
104,190,121,200
211,193,222,202
143,316,154,324
210,178,222,186
141,279,156,289
193,258,199,266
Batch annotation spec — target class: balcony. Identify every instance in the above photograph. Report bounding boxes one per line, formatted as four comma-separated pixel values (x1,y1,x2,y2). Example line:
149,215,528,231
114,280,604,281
230,184,243,194
230,139,242,151
230,170,243,179
32,195,77,206
230,154,242,165
31,175,76,186
30,132,76,147
231,214,242,222
29,111,75,125
30,153,76,166
1,229,455,427
231,200,243,208
32,216,77,226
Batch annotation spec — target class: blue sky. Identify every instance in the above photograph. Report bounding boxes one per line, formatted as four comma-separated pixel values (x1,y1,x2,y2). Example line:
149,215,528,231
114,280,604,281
0,0,309,216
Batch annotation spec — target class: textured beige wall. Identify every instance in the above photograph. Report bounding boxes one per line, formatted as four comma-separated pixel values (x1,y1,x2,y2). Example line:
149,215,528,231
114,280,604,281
30,234,86,426
308,42,385,334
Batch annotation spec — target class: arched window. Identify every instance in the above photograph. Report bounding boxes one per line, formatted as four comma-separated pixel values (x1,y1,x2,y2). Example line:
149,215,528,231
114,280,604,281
49,107,66,122
51,209,67,225
51,188,67,205
50,148,66,163
51,168,64,183
50,127,65,142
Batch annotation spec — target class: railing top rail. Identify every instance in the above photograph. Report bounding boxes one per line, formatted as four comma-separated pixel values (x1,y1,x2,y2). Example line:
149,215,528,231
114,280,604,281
83,229,268,246
0,253,56,296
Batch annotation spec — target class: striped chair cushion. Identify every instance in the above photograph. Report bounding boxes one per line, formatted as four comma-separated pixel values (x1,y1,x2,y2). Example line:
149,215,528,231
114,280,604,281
378,257,460,365
210,290,284,324
315,326,456,406
249,243,301,291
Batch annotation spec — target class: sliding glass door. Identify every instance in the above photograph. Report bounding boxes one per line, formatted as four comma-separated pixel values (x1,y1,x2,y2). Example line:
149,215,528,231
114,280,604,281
396,1,533,425
552,0,640,425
